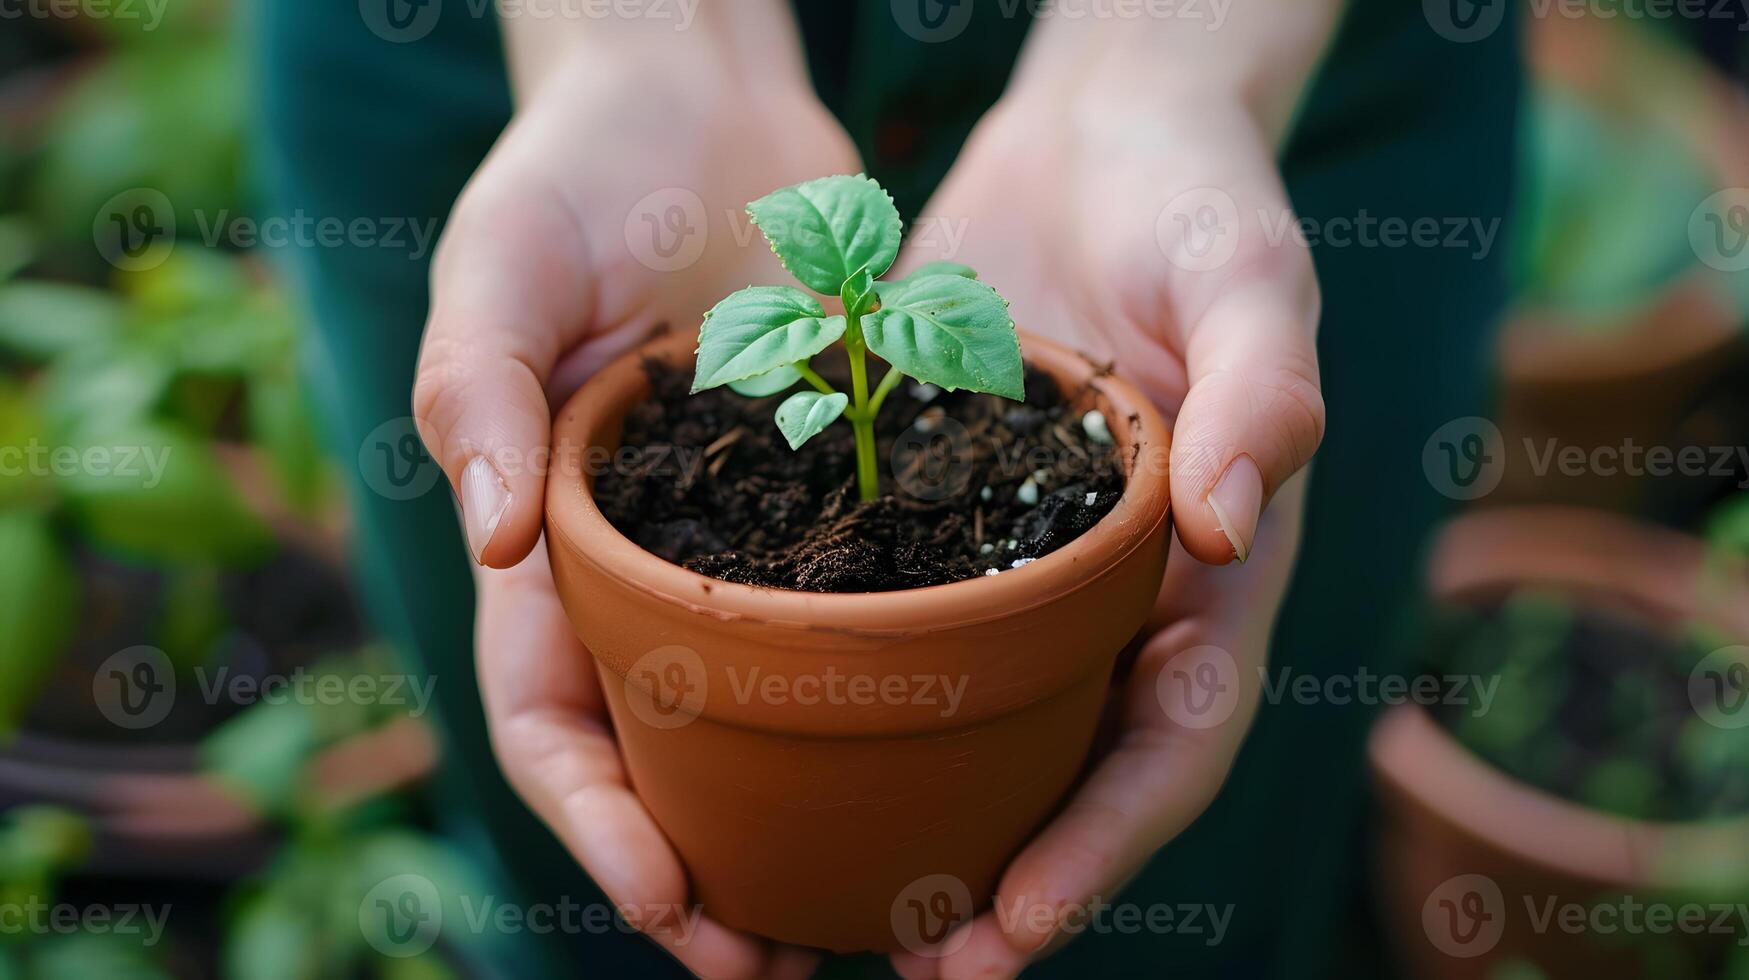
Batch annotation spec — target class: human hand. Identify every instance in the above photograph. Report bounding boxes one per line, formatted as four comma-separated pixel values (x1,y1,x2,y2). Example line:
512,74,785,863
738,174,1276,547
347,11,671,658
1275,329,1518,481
412,32,859,978
887,88,1325,978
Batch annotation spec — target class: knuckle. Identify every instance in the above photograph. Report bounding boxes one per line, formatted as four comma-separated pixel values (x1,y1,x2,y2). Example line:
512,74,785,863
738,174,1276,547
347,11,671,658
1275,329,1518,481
1260,364,1327,470
411,344,464,428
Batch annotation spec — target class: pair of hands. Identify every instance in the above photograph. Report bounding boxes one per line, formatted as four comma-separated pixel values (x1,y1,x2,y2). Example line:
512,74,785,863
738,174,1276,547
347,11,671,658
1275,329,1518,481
412,45,1324,980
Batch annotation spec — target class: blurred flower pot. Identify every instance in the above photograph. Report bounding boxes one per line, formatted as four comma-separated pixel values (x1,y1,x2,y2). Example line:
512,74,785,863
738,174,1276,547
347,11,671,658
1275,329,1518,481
545,329,1172,953
1495,279,1749,522
1495,15,1749,522
1370,507,1749,980
0,454,429,880
0,717,435,879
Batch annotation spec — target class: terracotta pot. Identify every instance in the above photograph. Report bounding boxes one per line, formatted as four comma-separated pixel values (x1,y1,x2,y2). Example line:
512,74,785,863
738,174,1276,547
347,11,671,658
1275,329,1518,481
1495,15,1749,521
1370,507,1749,980
0,478,422,880
545,329,1172,952
1494,277,1749,519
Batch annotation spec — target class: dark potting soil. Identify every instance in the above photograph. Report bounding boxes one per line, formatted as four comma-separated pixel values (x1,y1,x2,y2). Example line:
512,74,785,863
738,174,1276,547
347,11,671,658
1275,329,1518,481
595,360,1128,593
1427,593,1749,822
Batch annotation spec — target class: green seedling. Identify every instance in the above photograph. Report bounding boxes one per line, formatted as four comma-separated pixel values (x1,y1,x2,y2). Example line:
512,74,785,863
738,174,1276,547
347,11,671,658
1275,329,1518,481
690,174,1023,501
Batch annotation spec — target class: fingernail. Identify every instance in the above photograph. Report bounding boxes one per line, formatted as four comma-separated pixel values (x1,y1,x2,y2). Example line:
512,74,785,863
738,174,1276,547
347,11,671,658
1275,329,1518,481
1206,455,1262,564
460,455,511,564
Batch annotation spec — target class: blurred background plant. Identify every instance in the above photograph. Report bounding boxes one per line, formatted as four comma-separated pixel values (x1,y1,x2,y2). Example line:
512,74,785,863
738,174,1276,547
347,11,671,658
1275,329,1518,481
0,4,465,978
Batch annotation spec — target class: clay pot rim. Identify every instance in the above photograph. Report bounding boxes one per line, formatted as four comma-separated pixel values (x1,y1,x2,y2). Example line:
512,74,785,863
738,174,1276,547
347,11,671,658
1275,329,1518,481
546,329,1173,634
1370,505,1749,889
1500,274,1743,387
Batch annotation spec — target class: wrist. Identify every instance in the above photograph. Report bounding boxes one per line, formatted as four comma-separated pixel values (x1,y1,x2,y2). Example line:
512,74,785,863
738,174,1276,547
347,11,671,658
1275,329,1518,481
998,2,1345,146
501,0,813,105
982,86,1269,168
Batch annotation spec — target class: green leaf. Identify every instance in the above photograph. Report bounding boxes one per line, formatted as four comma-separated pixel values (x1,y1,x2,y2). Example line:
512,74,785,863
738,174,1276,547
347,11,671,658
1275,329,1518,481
33,40,242,252
841,266,878,318
907,260,977,280
693,287,845,392
0,217,35,282
158,566,227,670
224,889,322,980
0,283,125,360
55,419,273,564
1708,494,1749,562
202,698,319,815
29,932,168,980
382,952,464,980
774,391,848,450
37,346,174,431
0,806,92,885
0,382,55,510
861,274,1023,400
133,257,295,377
0,512,79,738
875,263,980,315
248,366,326,513
728,366,802,397
747,175,901,294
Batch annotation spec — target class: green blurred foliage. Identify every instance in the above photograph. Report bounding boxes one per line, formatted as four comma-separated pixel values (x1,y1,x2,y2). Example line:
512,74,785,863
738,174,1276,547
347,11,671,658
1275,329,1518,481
30,40,242,254
0,246,330,736
1433,584,1749,823
225,816,479,980
1511,86,1715,320
0,512,78,734
200,648,416,819
0,0,331,744
1707,493,1749,563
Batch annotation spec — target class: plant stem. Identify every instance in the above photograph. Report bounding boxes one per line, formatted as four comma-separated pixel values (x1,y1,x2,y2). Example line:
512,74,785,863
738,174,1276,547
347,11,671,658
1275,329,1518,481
844,317,879,501
794,361,834,395
867,366,904,420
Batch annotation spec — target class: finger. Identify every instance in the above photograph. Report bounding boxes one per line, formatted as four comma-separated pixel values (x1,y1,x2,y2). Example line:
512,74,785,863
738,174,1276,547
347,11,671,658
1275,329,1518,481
990,679,1254,957
1167,229,1325,566
413,169,595,569
890,910,1025,980
975,476,1307,960
474,546,817,979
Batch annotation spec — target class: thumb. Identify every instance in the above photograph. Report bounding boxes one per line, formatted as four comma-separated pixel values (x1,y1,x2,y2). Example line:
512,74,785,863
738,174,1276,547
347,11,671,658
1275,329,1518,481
413,183,594,568
1168,265,1325,566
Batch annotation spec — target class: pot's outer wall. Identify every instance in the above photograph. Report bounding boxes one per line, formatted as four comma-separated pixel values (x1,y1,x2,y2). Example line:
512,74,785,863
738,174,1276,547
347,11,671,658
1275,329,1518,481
546,330,1172,952
1371,509,1749,979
